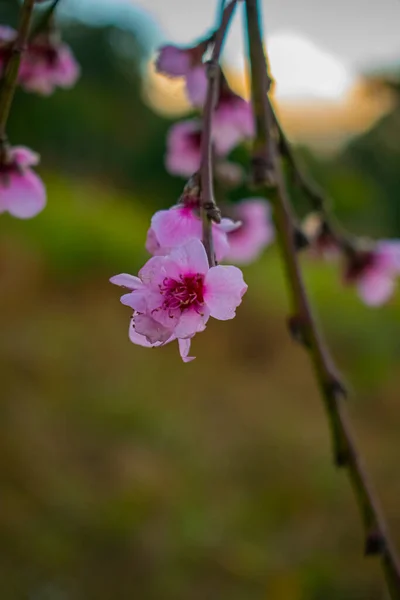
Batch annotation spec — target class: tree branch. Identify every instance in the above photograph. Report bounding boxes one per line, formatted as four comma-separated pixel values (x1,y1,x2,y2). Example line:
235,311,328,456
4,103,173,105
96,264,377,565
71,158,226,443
0,0,35,145
199,0,238,266
244,0,400,596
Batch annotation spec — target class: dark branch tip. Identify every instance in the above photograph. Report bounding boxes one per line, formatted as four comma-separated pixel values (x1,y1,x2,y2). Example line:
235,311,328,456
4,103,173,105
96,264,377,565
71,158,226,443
365,530,386,556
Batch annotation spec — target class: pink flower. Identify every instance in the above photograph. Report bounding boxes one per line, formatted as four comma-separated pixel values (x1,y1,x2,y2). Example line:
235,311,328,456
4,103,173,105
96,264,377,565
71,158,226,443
344,241,400,306
155,45,208,108
0,146,46,219
147,204,240,262
213,91,254,154
110,239,247,362
165,120,202,177
19,37,80,95
165,115,248,178
224,199,274,264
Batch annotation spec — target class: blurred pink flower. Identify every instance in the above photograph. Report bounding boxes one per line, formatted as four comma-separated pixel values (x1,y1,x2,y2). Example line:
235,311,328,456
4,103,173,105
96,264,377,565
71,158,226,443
213,90,254,154
110,239,247,361
224,199,274,264
185,64,208,107
344,241,400,306
148,204,239,262
0,146,46,219
165,111,252,178
19,37,80,95
155,45,193,76
165,120,202,177
155,44,208,108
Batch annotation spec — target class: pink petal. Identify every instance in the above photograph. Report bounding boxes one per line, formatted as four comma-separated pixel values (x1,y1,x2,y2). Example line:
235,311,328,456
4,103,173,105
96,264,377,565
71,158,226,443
178,338,196,362
151,206,201,248
165,120,202,177
204,265,247,320
145,227,167,256
376,240,400,274
134,313,174,344
53,44,80,88
185,65,208,106
120,290,149,313
155,45,191,76
2,170,46,219
0,26,17,43
219,217,242,234
11,146,40,167
166,239,209,277
357,271,395,306
174,307,210,338
138,255,167,287
225,198,275,264
110,273,142,289
129,319,175,347
212,225,230,262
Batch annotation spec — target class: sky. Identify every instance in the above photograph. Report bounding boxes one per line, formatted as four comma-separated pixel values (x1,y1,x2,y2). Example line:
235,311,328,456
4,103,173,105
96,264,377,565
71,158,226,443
61,0,400,101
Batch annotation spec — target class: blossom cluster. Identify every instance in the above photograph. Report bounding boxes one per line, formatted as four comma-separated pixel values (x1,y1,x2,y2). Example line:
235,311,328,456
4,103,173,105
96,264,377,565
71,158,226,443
157,43,254,179
111,190,275,362
0,20,79,220
305,214,400,306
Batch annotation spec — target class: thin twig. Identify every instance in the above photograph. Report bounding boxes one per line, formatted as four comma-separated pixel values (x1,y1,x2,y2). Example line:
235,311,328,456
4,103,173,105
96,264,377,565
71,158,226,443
244,0,400,596
199,0,238,266
272,105,356,252
30,0,62,41
0,0,35,145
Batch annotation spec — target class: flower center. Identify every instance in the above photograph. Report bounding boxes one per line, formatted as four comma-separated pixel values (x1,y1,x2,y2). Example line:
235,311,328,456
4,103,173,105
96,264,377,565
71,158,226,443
344,250,376,282
160,273,204,312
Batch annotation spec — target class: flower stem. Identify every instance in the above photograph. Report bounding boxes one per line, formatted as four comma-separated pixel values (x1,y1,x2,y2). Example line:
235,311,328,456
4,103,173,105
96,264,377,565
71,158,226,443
244,0,400,596
0,0,36,144
199,0,238,266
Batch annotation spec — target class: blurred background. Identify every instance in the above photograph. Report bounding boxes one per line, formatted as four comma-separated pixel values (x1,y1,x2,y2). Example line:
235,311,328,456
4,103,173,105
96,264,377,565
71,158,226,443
0,0,400,598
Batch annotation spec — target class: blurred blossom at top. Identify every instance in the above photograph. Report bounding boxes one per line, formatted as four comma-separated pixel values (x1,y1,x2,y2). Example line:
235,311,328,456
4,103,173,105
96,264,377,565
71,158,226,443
60,0,400,149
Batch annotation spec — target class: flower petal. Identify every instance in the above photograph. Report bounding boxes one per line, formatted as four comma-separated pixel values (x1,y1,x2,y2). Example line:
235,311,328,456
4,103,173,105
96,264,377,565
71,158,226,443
166,239,209,277
134,313,174,344
138,255,167,287
185,65,207,106
358,272,395,306
174,307,209,338
376,240,400,274
11,146,40,167
2,170,46,219
204,265,247,320
129,318,175,347
155,45,191,76
110,273,142,289
178,338,196,362
151,206,201,248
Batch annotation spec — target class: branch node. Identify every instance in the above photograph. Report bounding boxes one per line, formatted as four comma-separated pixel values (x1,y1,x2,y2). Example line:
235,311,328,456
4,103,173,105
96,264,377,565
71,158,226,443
203,201,221,223
250,155,276,188
287,314,310,347
294,227,309,251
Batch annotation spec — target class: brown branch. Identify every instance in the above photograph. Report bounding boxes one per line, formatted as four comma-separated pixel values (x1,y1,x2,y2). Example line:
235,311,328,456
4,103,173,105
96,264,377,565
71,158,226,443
0,0,36,145
244,0,400,596
199,0,238,266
